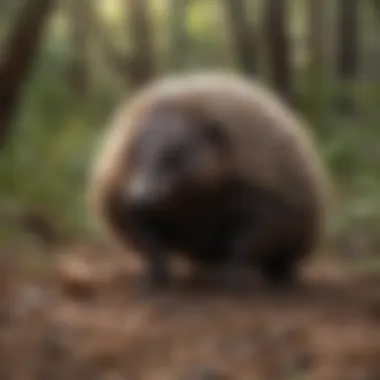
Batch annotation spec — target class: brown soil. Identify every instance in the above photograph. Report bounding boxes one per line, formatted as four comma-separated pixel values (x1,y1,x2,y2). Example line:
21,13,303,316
1,243,380,380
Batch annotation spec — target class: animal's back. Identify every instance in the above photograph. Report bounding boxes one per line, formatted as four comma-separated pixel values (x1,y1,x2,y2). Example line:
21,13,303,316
136,72,329,241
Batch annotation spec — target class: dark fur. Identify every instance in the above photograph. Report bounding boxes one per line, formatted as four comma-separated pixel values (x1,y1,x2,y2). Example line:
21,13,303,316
89,72,328,292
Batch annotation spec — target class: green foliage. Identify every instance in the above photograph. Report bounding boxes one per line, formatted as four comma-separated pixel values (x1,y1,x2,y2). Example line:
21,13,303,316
0,41,122,237
0,0,380,256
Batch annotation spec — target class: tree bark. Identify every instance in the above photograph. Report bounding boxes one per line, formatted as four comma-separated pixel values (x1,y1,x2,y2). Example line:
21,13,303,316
222,0,257,75
169,0,190,70
305,0,330,123
336,0,359,81
125,0,156,88
367,0,380,80
0,0,54,148
308,0,327,73
90,5,129,78
264,0,293,103
92,0,156,89
67,0,91,99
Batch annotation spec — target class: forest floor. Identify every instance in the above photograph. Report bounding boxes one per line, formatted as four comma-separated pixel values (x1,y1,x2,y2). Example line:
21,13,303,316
1,242,380,380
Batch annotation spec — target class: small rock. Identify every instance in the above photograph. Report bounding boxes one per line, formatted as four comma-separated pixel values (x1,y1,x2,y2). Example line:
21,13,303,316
181,368,228,380
12,286,46,318
293,350,315,371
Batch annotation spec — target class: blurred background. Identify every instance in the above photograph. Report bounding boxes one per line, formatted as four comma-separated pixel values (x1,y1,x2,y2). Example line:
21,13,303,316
1,1,380,379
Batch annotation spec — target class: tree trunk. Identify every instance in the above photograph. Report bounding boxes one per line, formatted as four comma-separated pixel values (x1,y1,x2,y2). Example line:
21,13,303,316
370,0,380,80
305,0,329,123
308,0,327,73
125,0,156,88
0,0,54,148
222,0,257,75
67,0,90,99
336,0,359,82
335,0,359,112
264,0,293,103
168,0,190,71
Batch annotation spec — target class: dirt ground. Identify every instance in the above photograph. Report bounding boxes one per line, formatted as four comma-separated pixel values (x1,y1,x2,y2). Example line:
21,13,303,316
1,243,380,380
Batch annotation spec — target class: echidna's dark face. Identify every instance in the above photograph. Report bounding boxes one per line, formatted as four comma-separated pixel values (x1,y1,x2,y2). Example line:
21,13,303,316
124,107,228,211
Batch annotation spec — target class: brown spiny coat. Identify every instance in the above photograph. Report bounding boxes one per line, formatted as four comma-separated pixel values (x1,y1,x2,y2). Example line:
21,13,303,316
88,71,330,289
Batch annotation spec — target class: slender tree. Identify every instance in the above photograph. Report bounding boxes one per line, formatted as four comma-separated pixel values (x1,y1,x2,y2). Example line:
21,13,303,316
168,0,190,70
308,0,327,73
370,0,380,80
305,0,330,123
92,0,156,88
222,0,257,75
125,0,156,88
264,0,293,103
336,0,359,82
0,0,55,147
335,0,360,112
67,0,91,99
